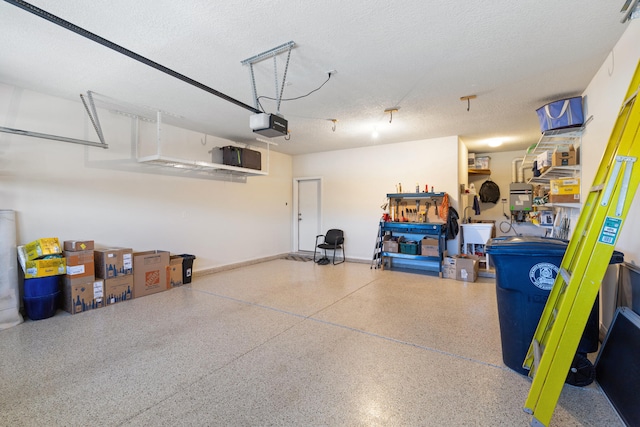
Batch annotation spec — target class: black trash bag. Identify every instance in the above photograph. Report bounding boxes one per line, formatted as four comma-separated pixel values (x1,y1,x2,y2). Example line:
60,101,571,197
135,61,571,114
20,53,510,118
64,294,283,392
479,179,500,204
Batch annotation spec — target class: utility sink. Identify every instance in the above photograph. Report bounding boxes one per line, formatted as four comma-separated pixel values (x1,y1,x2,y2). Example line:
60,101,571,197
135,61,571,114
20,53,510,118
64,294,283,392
461,223,494,242
460,222,495,270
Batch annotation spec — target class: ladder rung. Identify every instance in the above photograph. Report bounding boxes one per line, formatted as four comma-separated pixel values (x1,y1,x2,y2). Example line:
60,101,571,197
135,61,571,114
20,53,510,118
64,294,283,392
547,308,558,330
559,282,568,295
560,268,571,284
533,339,542,374
590,184,605,192
621,88,638,109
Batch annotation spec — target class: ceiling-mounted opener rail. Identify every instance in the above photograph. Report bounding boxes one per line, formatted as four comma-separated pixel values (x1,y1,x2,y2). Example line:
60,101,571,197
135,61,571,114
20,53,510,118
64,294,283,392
4,0,261,114
241,41,296,114
0,91,108,148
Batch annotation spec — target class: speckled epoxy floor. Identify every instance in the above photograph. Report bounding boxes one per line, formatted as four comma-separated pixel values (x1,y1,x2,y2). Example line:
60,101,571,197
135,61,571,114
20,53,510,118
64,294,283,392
0,260,622,426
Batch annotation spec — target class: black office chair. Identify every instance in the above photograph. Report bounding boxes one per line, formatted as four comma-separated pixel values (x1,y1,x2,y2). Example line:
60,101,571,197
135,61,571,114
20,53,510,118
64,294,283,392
314,229,345,265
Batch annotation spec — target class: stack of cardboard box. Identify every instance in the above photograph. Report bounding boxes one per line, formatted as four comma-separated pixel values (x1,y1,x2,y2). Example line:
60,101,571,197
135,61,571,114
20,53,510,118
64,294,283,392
17,235,186,319
17,230,191,319
62,240,104,315
94,247,134,306
20,237,66,279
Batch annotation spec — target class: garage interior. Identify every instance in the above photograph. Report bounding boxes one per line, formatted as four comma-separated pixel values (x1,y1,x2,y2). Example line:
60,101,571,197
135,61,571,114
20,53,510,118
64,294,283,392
1,1,640,426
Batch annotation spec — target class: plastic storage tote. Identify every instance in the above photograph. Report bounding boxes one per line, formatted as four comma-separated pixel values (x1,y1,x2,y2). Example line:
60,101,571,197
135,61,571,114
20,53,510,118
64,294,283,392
23,275,60,297
23,276,60,320
486,236,622,376
24,291,60,320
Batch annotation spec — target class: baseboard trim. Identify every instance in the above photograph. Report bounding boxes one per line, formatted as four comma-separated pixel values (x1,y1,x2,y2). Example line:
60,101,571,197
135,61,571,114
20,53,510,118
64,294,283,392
193,253,368,277
194,254,286,277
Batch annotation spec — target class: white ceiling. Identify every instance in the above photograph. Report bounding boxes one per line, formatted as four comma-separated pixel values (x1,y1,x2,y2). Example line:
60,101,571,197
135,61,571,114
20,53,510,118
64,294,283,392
0,0,631,156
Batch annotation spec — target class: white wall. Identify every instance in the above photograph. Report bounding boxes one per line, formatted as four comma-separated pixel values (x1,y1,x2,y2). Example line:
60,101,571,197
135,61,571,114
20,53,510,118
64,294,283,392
0,84,293,272
467,150,548,237
293,136,461,260
459,139,469,200
581,19,640,265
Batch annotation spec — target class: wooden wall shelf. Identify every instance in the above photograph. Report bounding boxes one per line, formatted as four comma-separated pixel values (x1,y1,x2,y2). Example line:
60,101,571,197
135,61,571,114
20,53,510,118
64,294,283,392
468,168,491,175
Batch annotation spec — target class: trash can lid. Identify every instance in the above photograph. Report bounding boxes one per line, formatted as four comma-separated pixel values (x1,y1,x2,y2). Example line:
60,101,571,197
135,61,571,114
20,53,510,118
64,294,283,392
486,236,625,264
486,236,568,256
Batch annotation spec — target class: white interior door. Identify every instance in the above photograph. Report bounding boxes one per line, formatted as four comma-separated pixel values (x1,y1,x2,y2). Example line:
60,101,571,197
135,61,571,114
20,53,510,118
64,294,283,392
297,179,320,252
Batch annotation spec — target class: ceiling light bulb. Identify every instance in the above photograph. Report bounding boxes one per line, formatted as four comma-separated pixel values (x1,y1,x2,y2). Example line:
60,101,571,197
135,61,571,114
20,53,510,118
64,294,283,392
487,138,504,147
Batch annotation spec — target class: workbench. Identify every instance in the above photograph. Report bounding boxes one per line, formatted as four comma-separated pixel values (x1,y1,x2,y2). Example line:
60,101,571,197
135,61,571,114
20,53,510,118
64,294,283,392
380,221,447,276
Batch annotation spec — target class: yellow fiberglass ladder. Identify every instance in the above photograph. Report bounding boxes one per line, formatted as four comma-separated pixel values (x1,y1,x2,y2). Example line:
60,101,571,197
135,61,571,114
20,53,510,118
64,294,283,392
523,60,640,427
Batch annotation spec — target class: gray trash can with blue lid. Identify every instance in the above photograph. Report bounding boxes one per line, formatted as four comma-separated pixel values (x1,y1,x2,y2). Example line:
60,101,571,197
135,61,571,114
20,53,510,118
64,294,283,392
486,236,623,379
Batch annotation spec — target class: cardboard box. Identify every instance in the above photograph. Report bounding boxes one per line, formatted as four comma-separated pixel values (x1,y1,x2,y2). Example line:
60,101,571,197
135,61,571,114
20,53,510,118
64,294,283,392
24,257,66,279
550,178,580,195
104,275,134,306
133,250,170,298
443,256,457,279
537,151,553,169
421,238,439,257
468,153,476,167
62,277,104,314
64,250,95,279
549,193,580,203
382,235,399,253
169,256,183,287
455,256,479,282
552,145,577,167
538,166,551,175
63,240,95,251
443,255,479,282
552,151,576,166
94,248,133,279
25,237,62,260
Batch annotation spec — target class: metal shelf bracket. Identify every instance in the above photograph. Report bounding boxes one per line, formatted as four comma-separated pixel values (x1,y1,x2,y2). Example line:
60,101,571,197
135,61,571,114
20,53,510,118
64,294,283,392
0,91,108,149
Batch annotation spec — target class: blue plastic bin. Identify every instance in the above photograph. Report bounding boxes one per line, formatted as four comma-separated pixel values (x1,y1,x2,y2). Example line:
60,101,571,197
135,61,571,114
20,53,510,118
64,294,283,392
23,291,60,320
486,236,622,375
23,276,60,297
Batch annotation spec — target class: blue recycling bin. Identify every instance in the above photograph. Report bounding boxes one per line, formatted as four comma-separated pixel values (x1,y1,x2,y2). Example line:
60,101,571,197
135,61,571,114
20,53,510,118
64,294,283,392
486,236,623,376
